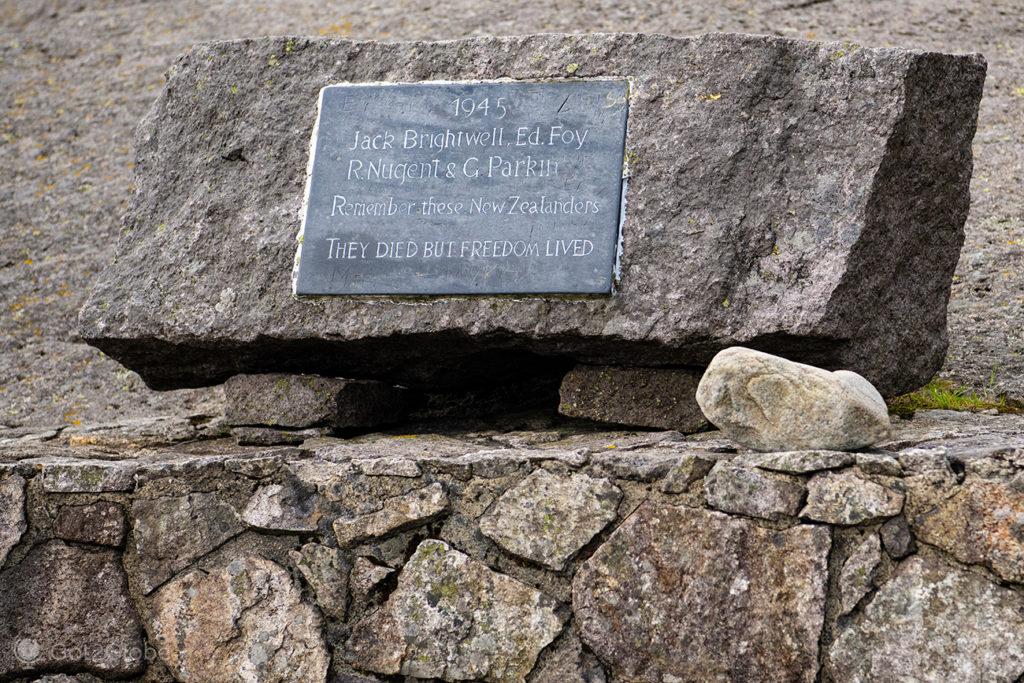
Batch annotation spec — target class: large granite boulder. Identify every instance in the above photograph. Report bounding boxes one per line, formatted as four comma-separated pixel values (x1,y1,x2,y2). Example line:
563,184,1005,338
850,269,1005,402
78,33,984,396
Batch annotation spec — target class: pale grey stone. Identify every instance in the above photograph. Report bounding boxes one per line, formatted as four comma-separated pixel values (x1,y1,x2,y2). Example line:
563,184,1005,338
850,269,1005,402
333,482,448,548
132,492,244,593
151,555,328,683
242,481,318,532
800,472,904,525
752,450,855,474
0,474,26,565
838,533,882,615
289,542,350,620
704,461,805,521
354,457,421,478
479,469,621,570
346,539,565,681
911,479,1024,583
828,556,1024,681
697,347,892,452
660,453,717,493
588,448,680,482
0,541,144,678
574,503,828,682
79,34,984,398
40,460,136,493
855,453,903,476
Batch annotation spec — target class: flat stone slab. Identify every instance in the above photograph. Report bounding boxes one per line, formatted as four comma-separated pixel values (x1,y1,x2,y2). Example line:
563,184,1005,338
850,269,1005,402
78,33,985,396
478,468,621,570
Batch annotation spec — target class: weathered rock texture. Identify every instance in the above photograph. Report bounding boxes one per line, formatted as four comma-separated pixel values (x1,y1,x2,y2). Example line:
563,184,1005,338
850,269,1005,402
346,539,565,680
151,555,329,682
0,542,144,679
78,33,984,396
1,409,1022,681
697,347,892,451
225,373,408,429
573,503,829,681
829,556,1024,681
479,469,621,570
558,365,707,432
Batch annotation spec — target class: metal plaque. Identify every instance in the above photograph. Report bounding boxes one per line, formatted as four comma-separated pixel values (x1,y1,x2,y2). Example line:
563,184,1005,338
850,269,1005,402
294,79,629,295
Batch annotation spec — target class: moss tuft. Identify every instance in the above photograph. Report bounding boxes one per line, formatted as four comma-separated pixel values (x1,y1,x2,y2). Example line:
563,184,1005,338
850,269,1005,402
887,379,1022,417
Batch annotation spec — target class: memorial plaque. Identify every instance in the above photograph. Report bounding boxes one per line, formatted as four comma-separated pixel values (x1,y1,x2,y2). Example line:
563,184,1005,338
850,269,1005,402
293,80,629,295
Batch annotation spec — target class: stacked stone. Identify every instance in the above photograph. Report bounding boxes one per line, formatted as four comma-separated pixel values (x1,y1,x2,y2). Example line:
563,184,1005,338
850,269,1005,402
2,406,1024,681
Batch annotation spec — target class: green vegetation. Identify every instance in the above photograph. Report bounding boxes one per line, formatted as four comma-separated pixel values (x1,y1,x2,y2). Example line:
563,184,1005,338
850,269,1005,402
887,379,1021,417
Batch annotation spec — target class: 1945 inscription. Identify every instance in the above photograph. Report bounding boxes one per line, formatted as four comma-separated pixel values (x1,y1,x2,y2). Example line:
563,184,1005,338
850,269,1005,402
293,80,629,295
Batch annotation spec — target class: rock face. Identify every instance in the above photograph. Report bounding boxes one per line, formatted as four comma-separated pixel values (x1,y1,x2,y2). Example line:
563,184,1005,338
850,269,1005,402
333,482,448,547
801,472,903,525
829,556,1024,681
573,503,829,682
290,543,350,620
131,492,244,592
150,555,329,683
224,373,408,429
78,33,984,396
697,347,892,451
838,533,882,615
0,541,144,678
346,539,565,681
911,479,1024,583
0,474,26,565
558,365,707,432
704,461,805,521
54,502,126,547
479,469,622,570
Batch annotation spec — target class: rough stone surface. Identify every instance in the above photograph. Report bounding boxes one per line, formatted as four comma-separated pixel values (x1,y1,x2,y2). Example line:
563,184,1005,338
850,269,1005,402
659,452,717,493
224,373,408,429
40,461,136,493
880,516,916,559
349,556,395,606
829,556,1024,681
574,503,829,682
801,472,904,525
132,492,245,592
753,450,856,474
838,533,882,615
232,426,308,446
150,555,329,683
697,347,892,451
912,479,1024,583
704,460,805,521
346,539,565,681
0,541,144,678
77,34,983,397
290,543,350,620
243,482,319,532
53,501,126,547
558,365,707,432
0,474,26,565
479,469,621,570
333,482,448,548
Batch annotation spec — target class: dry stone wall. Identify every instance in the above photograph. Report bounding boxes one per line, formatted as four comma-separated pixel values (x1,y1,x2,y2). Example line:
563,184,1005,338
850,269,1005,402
1,410,1023,681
